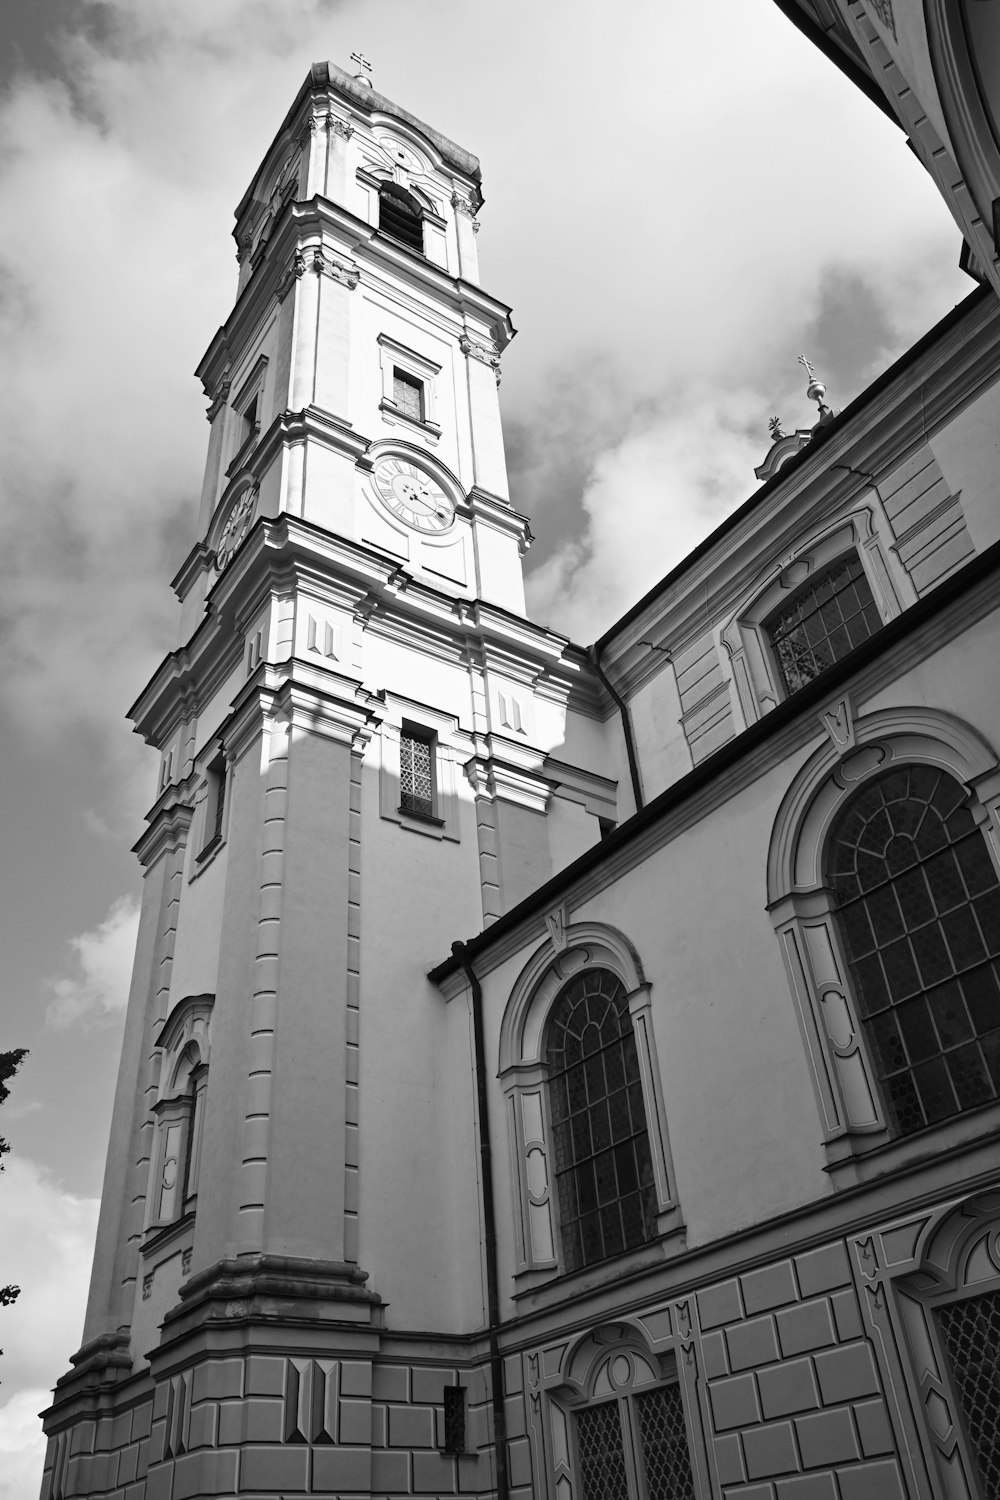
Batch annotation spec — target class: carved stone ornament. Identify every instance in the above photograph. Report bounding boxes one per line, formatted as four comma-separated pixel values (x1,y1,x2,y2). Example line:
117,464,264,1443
311,247,361,289
459,333,501,376
214,487,258,574
325,112,355,140
450,190,481,227
205,377,232,423
276,251,307,302
863,0,895,39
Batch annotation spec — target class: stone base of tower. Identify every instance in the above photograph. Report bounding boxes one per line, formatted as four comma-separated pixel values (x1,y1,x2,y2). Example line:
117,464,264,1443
40,1257,497,1499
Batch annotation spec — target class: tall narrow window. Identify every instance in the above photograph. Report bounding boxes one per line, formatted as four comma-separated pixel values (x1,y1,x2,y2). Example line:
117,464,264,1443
767,553,881,694
392,368,424,422
828,765,1000,1136
545,969,657,1272
378,183,424,253
399,728,435,818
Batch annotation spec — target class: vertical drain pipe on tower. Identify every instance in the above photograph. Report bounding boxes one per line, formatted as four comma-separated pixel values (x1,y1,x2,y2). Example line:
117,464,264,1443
451,940,509,1500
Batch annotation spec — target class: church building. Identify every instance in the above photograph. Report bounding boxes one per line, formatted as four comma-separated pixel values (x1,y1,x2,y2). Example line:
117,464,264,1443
40,8,1000,1499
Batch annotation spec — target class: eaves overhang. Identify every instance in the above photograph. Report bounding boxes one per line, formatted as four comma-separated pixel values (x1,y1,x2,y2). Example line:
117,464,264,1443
770,0,898,123
428,535,1000,987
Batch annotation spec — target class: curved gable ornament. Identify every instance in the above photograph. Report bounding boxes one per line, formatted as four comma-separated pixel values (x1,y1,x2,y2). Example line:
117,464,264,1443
767,705,1000,904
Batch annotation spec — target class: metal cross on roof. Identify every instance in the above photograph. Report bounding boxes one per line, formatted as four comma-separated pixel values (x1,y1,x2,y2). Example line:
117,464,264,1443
797,354,817,382
350,51,373,84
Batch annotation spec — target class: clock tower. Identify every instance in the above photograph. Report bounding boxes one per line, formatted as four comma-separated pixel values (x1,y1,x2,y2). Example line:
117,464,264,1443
40,60,615,1500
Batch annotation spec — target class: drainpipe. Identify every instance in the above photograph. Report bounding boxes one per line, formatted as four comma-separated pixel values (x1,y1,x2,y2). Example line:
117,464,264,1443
452,940,509,1500
588,645,644,813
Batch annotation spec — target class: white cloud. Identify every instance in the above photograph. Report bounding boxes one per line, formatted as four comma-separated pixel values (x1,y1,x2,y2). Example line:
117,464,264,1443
46,896,140,1028
0,1158,99,1486
0,1389,51,1500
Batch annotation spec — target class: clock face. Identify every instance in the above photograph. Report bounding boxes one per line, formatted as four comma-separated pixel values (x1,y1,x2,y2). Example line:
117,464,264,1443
372,457,456,533
215,488,256,572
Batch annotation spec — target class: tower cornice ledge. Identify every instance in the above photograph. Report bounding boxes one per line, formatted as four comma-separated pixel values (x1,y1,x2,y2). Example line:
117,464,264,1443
156,1254,384,1348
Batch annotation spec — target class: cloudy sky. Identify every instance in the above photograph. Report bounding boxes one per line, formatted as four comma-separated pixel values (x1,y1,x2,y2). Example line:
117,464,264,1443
0,0,972,1493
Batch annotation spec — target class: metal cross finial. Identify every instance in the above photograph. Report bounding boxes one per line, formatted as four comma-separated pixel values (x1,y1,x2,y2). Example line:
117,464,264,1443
798,354,817,382
350,51,373,85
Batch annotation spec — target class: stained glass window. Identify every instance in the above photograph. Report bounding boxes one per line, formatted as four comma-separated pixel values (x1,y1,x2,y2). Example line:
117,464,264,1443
545,969,657,1272
767,554,881,694
400,730,434,818
827,765,1000,1135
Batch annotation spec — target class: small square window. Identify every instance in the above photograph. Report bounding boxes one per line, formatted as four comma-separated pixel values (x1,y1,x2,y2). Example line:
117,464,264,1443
399,728,435,818
392,369,424,423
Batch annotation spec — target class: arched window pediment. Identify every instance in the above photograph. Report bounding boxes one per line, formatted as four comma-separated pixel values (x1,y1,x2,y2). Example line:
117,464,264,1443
498,923,681,1281
767,706,1000,1164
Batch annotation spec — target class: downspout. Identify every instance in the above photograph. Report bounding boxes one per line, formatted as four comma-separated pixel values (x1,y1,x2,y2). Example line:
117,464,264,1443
588,645,645,813
452,940,509,1500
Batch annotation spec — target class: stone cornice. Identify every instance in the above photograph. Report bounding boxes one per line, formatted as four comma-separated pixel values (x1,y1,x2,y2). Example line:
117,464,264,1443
132,516,598,750
132,800,195,869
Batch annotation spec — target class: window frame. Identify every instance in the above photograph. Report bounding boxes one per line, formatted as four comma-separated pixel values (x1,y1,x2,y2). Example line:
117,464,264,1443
378,703,462,842
377,335,441,438
767,704,1000,1186
763,551,883,697
144,994,214,1240
195,749,230,866
377,180,425,253
854,1188,1000,1500
540,1323,709,1500
227,355,268,477
721,508,907,727
499,922,682,1289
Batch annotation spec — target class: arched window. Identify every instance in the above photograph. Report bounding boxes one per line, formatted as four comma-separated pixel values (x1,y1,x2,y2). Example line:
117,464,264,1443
827,765,1000,1136
545,969,657,1272
378,183,424,253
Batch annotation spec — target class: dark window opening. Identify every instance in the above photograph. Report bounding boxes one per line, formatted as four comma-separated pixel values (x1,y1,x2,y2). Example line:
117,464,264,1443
545,969,657,1273
379,184,424,253
767,553,881,695
442,1386,466,1455
828,764,1000,1137
393,369,424,422
400,729,434,818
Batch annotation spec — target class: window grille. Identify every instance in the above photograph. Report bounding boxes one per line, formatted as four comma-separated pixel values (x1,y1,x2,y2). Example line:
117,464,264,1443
767,554,881,694
379,184,423,253
442,1386,466,1455
635,1385,696,1500
827,765,1000,1135
575,1399,630,1500
937,1290,1000,1494
399,730,434,818
545,969,657,1272
393,369,424,422
574,1383,696,1500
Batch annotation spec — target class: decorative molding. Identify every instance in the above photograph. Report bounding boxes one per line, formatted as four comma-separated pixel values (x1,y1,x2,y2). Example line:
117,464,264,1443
276,250,307,302
459,333,501,383
544,905,569,953
325,112,355,139
818,693,855,753
311,246,361,288
205,377,231,423
863,0,896,41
